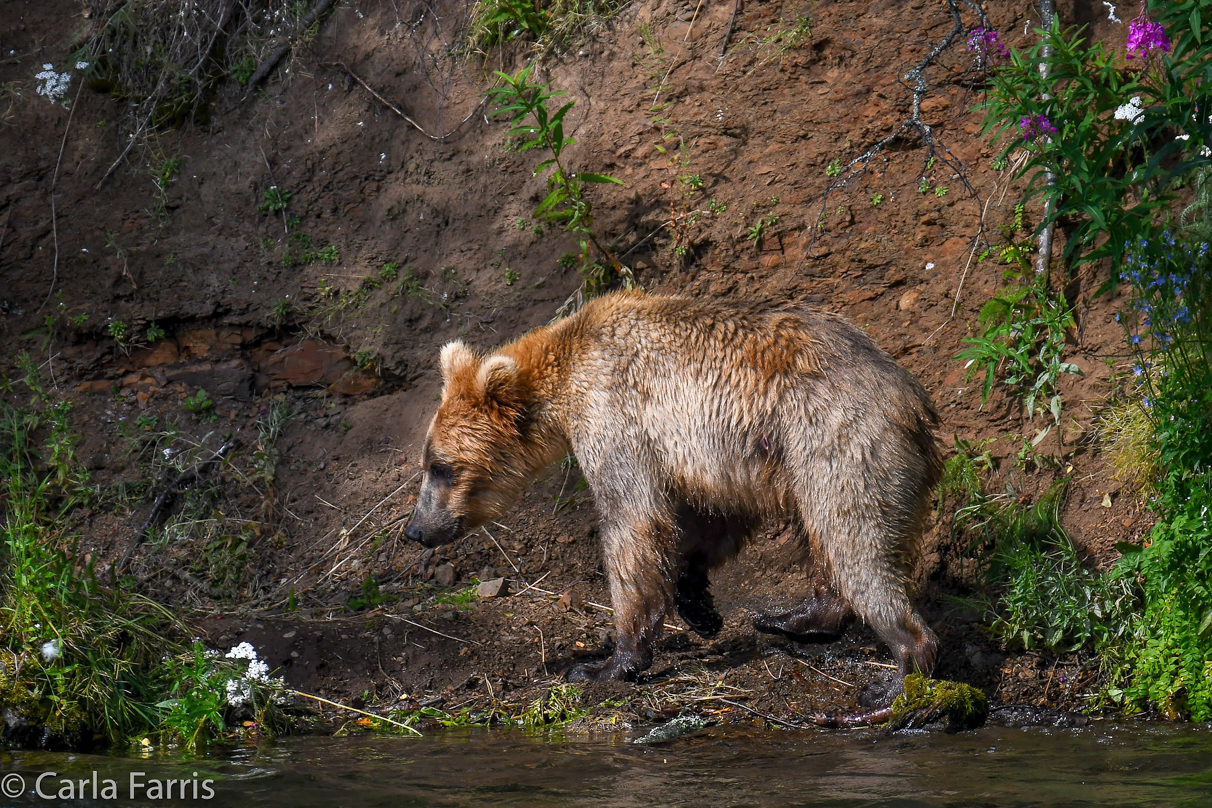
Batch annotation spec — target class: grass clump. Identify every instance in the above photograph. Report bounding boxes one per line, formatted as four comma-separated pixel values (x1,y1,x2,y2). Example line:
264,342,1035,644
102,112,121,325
0,359,286,749
468,0,628,58
82,0,315,133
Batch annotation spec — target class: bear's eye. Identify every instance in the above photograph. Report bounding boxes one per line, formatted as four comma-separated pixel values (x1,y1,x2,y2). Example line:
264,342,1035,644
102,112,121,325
428,461,455,482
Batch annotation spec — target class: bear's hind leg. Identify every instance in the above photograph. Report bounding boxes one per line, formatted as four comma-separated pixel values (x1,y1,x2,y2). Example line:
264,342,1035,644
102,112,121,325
674,553,723,639
672,505,752,639
752,578,856,643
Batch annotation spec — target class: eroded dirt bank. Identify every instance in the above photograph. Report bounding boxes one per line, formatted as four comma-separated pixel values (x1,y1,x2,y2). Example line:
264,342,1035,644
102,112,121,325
0,0,1146,733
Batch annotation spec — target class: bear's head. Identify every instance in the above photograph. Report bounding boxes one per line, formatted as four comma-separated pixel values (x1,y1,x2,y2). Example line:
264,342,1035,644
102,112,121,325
405,341,550,547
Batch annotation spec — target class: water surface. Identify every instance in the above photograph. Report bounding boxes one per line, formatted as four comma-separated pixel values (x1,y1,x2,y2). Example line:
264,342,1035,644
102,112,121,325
4,721,1212,807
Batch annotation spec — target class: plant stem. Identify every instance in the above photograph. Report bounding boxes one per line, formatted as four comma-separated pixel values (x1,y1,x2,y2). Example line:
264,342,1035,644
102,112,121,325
1036,0,1058,279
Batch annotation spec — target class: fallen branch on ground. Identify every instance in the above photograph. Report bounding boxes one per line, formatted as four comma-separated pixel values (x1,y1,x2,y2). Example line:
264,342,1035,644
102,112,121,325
118,437,236,572
238,0,337,104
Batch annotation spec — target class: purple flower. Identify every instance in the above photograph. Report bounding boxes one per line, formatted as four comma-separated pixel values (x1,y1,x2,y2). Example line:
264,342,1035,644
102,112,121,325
967,27,1009,63
1126,13,1170,59
1019,113,1058,142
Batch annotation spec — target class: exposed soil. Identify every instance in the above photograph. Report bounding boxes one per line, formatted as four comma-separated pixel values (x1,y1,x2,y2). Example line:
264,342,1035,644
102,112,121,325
1,0,1150,732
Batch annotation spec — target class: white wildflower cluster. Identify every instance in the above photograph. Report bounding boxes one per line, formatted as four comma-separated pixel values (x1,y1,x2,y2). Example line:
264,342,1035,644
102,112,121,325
34,61,89,106
222,642,284,708
1176,112,1212,158
1114,96,1144,124
1175,134,1212,158
35,63,72,105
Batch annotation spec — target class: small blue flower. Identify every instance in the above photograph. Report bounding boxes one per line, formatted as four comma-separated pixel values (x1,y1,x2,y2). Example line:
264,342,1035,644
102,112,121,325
1133,364,1144,376
1131,334,1142,345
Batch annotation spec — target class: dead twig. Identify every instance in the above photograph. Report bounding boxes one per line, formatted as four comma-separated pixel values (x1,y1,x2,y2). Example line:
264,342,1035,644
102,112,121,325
482,525,520,574
290,689,421,735
513,582,684,632
41,77,85,312
719,0,743,60
239,0,337,104
805,0,989,261
718,697,814,729
1035,0,1058,278
119,437,237,572
385,614,483,646
796,659,855,688
322,60,486,142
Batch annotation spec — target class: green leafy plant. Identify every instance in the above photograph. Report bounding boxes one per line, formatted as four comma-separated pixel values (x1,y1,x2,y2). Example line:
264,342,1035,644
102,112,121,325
182,389,217,421
317,244,339,265
258,186,291,214
145,322,165,342
826,158,841,178
870,192,884,207
957,268,1080,427
473,0,550,48
747,212,779,244
469,0,627,56
230,57,256,86
348,575,395,611
981,13,1209,288
488,64,629,291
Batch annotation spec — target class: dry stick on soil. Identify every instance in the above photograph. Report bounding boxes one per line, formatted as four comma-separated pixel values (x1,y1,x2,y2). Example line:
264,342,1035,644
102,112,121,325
922,151,1026,345
290,689,422,735
482,525,520,574
718,0,743,62
796,659,855,689
509,570,551,597
238,0,337,105
322,61,487,143
651,0,708,109
41,77,86,311
118,438,237,572
385,614,483,646
514,582,684,632
718,697,814,729
805,0,990,258
314,473,418,577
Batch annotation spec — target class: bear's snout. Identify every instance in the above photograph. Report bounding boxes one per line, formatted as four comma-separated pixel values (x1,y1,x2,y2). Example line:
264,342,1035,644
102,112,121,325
403,508,463,547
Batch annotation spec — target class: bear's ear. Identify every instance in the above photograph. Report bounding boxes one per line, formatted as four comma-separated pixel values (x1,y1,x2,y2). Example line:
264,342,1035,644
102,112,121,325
439,341,478,394
476,355,522,410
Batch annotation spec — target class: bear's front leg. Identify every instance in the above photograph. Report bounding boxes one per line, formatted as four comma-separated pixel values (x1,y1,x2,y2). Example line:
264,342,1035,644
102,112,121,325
565,514,675,682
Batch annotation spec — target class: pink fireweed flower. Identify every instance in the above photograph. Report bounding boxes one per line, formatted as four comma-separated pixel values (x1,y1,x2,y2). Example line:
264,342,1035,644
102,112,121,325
1019,113,1057,142
1126,12,1170,59
967,27,1009,63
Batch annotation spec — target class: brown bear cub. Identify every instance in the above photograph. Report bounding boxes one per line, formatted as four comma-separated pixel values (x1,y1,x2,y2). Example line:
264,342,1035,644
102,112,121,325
405,291,943,697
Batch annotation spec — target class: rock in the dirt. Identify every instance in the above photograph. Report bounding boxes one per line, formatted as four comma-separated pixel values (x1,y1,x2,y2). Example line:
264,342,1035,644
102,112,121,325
433,563,456,587
477,577,508,599
633,715,709,745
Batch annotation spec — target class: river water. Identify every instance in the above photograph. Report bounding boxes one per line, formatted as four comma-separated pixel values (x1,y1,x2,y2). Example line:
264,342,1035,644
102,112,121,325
3,721,1211,807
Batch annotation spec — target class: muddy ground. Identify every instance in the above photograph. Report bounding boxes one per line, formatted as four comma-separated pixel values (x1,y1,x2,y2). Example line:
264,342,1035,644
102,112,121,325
0,0,1150,731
